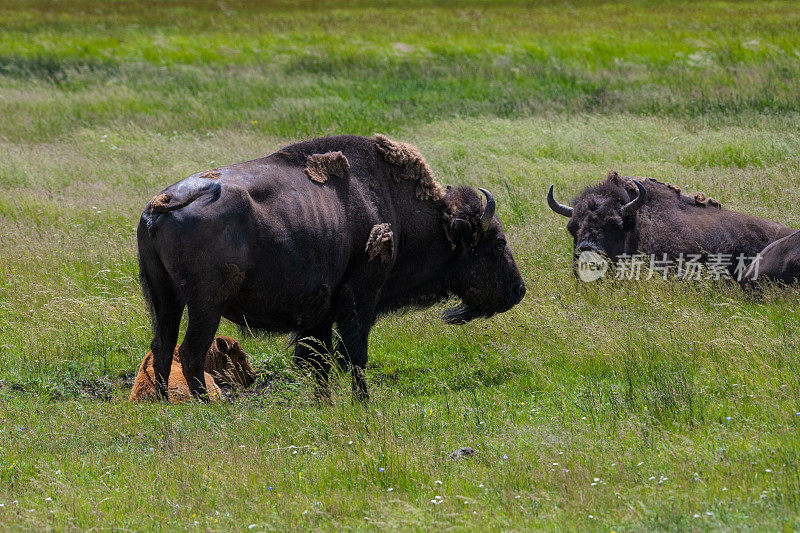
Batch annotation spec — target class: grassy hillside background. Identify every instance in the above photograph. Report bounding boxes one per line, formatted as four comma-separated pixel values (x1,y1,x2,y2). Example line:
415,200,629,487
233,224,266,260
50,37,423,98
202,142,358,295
1,0,800,530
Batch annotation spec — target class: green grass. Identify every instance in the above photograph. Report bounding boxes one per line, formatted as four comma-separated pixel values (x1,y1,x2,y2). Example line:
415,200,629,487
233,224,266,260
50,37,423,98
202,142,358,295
2,1,800,530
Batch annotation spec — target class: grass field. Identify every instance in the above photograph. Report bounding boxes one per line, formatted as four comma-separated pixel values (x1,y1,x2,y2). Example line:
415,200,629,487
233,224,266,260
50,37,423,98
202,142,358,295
2,0,800,530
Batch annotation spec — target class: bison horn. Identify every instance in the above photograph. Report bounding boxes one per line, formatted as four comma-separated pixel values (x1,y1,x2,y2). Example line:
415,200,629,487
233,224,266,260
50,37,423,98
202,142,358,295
620,179,648,216
547,185,573,218
478,188,495,232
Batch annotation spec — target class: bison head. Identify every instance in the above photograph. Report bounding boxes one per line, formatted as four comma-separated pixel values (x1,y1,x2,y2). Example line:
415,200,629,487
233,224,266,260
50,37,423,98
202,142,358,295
548,171,647,266
206,336,256,387
442,186,526,324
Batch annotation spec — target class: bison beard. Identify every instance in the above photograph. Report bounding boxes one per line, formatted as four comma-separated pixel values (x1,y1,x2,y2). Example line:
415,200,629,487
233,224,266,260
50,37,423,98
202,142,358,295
443,288,493,324
442,304,475,325
137,135,525,402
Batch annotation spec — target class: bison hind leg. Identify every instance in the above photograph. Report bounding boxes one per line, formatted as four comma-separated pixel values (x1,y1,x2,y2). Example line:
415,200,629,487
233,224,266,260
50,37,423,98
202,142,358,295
179,304,223,401
139,244,184,401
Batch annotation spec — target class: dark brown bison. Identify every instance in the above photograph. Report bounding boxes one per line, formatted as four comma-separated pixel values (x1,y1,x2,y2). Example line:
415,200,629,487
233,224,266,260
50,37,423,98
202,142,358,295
741,230,800,284
137,135,525,402
547,171,793,277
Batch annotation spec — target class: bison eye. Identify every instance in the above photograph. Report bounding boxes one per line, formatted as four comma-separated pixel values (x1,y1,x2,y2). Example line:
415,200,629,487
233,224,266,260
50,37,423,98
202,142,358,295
495,238,507,252
567,221,577,236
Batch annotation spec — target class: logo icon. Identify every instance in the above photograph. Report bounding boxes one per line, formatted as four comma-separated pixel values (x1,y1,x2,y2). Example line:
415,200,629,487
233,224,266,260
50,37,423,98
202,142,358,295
575,250,608,282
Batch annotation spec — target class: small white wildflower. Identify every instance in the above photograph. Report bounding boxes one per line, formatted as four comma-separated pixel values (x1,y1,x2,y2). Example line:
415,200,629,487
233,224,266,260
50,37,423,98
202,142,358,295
435,480,442,485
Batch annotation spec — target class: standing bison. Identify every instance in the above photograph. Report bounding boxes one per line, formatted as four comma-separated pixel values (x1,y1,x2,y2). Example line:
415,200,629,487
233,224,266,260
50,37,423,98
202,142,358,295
547,171,793,277
138,135,525,402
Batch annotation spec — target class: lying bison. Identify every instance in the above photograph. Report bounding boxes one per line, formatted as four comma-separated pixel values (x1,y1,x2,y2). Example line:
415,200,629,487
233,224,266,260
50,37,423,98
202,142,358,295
138,135,525,402
548,171,793,278
741,230,800,285
130,336,256,402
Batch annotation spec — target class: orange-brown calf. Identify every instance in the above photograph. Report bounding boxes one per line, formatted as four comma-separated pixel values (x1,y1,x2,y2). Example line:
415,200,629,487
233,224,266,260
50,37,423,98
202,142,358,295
130,336,255,402
130,349,221,403
203,336,257,387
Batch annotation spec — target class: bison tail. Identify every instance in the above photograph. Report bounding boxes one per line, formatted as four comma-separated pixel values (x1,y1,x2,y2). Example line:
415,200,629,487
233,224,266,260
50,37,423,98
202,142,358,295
140,182,221,236
136,227,166,326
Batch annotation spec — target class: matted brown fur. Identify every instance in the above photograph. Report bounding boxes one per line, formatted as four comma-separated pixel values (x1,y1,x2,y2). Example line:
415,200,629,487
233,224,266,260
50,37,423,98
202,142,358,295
365,223,394,263
129,350,222,403
693,192,722,208
305,151,350,183
374,134,445,201
147,192,172,213
198,169,222,180
213,263,245,305
609,171,721,208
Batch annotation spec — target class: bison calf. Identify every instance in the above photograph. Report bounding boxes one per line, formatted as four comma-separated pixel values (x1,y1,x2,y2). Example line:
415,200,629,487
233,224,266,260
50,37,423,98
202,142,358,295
130,336,255,402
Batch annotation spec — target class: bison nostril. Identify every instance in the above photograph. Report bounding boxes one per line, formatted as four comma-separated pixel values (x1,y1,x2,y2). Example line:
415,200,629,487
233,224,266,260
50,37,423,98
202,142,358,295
516,282,526,301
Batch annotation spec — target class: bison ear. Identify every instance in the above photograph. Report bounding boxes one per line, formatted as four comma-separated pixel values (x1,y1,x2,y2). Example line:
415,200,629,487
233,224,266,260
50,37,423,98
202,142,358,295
443,187,483,248
215,337,228,353
444,215,479,249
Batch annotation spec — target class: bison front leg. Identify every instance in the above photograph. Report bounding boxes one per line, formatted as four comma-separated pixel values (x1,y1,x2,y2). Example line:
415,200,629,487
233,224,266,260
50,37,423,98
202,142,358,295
336,284,377,403
292,322,335,404
178,304,222,401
